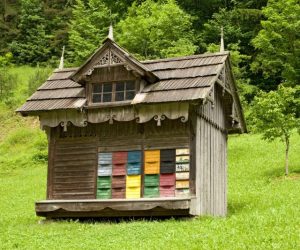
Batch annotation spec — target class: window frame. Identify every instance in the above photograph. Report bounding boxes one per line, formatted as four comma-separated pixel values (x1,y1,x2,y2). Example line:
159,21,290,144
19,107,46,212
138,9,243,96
88,80,139,106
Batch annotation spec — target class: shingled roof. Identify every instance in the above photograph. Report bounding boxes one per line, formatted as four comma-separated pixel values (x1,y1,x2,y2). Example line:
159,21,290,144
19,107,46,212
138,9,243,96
17,48,229,113
132,52,228,104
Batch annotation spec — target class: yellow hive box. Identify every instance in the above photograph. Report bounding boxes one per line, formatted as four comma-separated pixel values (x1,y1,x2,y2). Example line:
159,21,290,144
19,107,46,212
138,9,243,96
144,150,160,174
176,180,189,189
126,186,141,198
126,175,141,188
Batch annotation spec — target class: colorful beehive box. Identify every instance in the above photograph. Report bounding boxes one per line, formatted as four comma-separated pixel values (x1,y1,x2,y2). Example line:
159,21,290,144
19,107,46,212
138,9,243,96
127,151,142,175
160,149,175,173
160,173,175,186
144,174,159,187
126,186,141,198
112,187,125,199
98,152,112,176
97,188,111,199
176,180,189,189
97,176,111,189
175,188,189,197
160,186,175,197
126,175,141,187
112,151,127,176
112,175,126,189
144,186,159,198
176,148,190,155
176,172,189,180
144,150,160,174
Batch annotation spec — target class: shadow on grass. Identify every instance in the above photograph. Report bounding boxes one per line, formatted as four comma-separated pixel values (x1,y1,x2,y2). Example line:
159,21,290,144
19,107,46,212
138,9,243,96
40,215,193,224
264,165,300,180
227,201,247,216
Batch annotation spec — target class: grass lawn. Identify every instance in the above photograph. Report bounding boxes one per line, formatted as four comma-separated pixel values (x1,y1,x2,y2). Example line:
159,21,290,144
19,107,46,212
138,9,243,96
0,126,299,249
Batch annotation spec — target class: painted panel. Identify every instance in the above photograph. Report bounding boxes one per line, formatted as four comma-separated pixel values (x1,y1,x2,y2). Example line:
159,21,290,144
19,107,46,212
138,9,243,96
112,175,126,188
97,188,111,199
160,186,175,197
112,163,126,176
127,162,141,175
176,155,190,163
126,186,141,198
176,163,190,172
176,172,189,180
127,151,142,163
126,175,141,187
98,166,112,176
160,149,175,161
176,180,189,189
160,173,175,186
112,151,127,164
144,186,159,198
97,176,111,189
175,188,189,197
144,162,160,174
176,148,189,155
144,174,159,187
112,187,125,199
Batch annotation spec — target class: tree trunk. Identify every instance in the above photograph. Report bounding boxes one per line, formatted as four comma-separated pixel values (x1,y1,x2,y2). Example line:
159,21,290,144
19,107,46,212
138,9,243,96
285,136,289,176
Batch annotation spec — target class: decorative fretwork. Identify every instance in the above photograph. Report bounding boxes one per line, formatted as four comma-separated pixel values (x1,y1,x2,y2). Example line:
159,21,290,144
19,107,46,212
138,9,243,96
96,50,123,66
84,49,124,76
98,52,110,65
111,52,122,64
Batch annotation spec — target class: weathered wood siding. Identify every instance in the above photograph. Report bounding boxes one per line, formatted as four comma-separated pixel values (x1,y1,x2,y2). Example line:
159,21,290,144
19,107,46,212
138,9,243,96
190,85,227,216
48,135,98,199
48,119,190,200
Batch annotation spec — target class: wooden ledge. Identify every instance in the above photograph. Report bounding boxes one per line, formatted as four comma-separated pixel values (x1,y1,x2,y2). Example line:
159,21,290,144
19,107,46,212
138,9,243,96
36,197,191,218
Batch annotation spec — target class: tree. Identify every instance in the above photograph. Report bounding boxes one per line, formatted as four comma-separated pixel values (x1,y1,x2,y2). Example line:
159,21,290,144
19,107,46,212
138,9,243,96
0,52,17,105
116,0,196,60
68,0,111,64
250,85,300,175
10,0,51,65
252,0,300,86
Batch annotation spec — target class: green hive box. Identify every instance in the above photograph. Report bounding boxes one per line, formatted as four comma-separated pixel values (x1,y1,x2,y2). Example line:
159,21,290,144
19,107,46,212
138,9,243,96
144,186,159,198
97,188,111,199
144,174,159,187
97,176,111,189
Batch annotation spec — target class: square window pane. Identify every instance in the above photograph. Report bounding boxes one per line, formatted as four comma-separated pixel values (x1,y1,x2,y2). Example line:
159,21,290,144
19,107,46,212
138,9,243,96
93,84,102,93
93,94,101,103
115,91,125,101
103,83,112,92
125,91,135,100
116,82,125,91
103,93,112,102
126,81,135,91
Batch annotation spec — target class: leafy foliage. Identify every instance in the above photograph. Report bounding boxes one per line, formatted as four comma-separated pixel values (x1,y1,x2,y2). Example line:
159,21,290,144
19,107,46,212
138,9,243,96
116,0,196,59
0,53,18,106
252,0,300,85
9,0,51,65
250,85,300,174
68,0,111,64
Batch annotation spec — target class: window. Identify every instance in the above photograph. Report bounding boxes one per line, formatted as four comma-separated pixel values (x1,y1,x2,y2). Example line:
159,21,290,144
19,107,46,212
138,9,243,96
92,81,136,103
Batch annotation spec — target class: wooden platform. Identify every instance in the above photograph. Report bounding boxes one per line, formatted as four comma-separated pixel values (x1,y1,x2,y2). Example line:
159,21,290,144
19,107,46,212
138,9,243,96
36,197,191,218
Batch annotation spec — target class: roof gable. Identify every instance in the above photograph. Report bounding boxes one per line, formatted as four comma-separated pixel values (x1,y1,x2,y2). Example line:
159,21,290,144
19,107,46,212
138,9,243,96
71,38,158,83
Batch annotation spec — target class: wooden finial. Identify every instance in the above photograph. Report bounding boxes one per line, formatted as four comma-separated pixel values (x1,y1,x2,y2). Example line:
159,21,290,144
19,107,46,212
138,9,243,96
108,24,114,41
220,27,224,52
59,46,65,70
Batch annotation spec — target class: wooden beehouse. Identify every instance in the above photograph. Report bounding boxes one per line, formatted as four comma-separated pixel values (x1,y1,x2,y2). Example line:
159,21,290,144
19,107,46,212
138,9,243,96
17,38,246,218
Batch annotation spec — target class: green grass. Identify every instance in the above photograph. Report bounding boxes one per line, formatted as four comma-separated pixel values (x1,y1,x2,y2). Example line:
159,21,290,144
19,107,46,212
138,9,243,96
0,127,299,249
0,67,299,249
